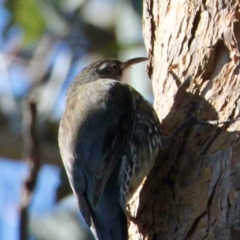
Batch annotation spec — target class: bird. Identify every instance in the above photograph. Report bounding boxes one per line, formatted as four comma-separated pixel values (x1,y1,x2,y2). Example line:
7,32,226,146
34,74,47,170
58,57,162,240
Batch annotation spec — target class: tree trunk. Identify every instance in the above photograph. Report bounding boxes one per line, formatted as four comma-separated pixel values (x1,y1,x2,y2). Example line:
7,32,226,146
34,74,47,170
129,1,240,239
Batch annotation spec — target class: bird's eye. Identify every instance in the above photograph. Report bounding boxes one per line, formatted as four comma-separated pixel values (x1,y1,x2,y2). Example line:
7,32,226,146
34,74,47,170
96,61,121,77
111,64,119,72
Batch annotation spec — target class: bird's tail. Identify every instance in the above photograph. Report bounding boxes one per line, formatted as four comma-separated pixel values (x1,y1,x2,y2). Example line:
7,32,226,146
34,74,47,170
92,206,128,240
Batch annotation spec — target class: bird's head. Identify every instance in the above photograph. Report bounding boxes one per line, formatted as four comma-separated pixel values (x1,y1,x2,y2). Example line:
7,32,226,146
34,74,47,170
77,57,148,84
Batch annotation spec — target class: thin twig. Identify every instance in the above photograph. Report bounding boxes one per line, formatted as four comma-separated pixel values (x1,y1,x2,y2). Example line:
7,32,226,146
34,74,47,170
173,116,240,137
19,100,41,240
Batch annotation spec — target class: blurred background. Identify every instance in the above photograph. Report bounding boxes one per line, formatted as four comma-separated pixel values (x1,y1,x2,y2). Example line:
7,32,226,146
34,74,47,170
0,0,151,239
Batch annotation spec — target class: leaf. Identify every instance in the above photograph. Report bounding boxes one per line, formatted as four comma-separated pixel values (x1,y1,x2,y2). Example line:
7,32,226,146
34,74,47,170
5,0,46,45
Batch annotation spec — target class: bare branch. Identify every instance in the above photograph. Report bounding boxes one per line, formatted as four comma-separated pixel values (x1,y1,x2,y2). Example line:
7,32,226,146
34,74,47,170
19,99,41,240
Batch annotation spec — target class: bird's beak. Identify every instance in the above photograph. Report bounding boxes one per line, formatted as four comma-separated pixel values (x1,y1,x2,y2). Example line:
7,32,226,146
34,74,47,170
122,57,148,70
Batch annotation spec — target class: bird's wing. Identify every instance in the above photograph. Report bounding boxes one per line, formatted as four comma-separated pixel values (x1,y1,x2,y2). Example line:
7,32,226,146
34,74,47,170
75,81,136,206
92,115,132,206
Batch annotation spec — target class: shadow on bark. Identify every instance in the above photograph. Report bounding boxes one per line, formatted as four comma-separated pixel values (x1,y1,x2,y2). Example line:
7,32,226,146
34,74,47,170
135,76,240,240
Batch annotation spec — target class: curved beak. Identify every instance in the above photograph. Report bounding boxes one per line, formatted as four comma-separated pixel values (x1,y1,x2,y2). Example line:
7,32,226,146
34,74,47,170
122,57,148,70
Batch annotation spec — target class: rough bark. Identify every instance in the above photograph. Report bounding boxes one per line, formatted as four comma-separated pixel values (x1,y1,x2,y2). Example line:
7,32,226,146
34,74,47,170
129,1,240,239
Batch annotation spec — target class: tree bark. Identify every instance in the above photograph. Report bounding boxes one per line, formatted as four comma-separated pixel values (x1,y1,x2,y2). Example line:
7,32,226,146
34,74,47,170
129,1,240,239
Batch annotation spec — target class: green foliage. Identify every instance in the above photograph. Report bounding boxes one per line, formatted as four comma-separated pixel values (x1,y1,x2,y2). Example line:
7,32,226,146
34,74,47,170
5,0,46,46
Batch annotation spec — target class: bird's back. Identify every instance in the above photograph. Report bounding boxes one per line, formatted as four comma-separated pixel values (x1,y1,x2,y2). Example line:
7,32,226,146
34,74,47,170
59,79,134,240
58,59,162,240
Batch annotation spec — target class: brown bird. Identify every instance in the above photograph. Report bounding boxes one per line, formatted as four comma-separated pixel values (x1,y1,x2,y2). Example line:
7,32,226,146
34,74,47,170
58,57,162,240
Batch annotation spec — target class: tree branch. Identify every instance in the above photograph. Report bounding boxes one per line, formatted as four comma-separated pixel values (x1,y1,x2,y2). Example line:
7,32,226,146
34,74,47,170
19,99,41,240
